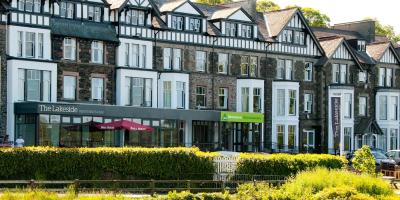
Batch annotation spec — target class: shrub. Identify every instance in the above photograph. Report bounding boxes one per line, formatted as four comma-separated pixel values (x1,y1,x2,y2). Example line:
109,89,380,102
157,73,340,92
352,146,376,175
0,147,217,180
161,191,232,200
280,168,394,199
313,187,375,200
236,153,347,176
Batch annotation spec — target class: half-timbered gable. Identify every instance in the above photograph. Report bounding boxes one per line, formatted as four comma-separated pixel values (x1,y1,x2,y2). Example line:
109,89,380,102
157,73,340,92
6,0,51,27
263,8,324,57
51,0,111,23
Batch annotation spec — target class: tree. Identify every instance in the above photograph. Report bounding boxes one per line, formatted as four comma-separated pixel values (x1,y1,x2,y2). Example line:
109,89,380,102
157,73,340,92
195,0,231,5
368,18,400,42
286,6,330,27
256,0,280,12
352,145,376,175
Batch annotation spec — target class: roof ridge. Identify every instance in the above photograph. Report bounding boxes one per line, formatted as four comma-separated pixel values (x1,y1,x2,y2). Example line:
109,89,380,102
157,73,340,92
265,7,298,14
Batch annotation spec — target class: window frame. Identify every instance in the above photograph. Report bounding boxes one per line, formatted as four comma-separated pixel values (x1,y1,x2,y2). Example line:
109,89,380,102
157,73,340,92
218,87,228,109
304,62,313,81
217,53,228,74
91,41,103,64
91,77,104,101
195,51,207,72
304,93,313,113
63,75,77,100
63,37,76,60
358,96,367,117
195,86,206,108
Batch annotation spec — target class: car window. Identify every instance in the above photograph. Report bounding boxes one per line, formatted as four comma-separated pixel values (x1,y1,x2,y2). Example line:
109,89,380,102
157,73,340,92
373,152,387,159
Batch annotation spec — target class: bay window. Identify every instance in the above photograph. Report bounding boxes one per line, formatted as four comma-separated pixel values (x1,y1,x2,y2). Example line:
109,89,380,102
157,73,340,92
163,81,171,108
132,44,139,67
277,125,284,149
218,53,228,74
241,88,249,112
91,41,103,64
163,48,182,70
38,33,43,59
390,129,398,150
64,38,76,60
195,86,206,108
253,88,262,112
344,93,352,118
277,89,285,116
18,31,23,57
344,127,352,151
18,69,51,102
288,125,296,149
25,32,35,58
218,88,228,109
379,96,387,120
141,45,146,68
391,96,398,120
126,77,152,107
91,78,104,101
176,81,185,109
63,75,77,100
124,43,129,66
196,51,206,72
289,90,296,116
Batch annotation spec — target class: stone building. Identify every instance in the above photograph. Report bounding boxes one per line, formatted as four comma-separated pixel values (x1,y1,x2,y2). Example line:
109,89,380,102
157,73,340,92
0,0,399,155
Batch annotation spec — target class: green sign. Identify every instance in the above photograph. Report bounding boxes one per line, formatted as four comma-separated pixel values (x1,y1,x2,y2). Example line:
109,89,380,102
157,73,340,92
220,112,264,123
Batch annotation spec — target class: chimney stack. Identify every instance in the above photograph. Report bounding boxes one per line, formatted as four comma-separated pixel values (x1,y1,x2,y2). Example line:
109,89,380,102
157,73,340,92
332,20,376,43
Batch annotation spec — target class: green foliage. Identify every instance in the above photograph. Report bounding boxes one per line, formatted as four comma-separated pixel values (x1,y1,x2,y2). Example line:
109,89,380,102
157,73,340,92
195,0,231,5
313,187,375,200
236,153,347,176
279,168,394,199
352,145,376,175
371,18,400,42
256,0,280,12
0,147,217,180
162,191,231,200
286,6,330,27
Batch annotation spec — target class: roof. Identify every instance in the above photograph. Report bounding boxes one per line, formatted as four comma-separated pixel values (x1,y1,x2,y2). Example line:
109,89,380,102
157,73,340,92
159,0,186,13
151,15,168,29
355,118,383,135
263,8,297,37
312,27,363,40
319,36,344,58
105,0,126,10
50,18,119,42
194,3,227,18
210,6,241,20
366,42,391,61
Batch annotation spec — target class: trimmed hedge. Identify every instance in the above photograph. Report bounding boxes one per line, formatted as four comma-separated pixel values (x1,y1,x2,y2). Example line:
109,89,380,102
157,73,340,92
0,147,217,180
236,153,347,176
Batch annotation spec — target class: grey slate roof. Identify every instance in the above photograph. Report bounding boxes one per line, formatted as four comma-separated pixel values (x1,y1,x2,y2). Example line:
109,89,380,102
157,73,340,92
312,27,362,40
354,118,383,135
51,18,119,42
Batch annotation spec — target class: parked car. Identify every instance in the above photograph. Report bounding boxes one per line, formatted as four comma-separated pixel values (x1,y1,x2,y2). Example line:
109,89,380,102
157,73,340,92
346,150,389,171
386,150,400,164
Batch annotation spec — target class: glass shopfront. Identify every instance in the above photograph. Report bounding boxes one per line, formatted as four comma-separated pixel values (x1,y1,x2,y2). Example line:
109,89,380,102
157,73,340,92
16,114,185,147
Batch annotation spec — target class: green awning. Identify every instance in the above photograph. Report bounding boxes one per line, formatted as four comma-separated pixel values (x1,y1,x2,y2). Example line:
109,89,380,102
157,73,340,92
220,112,264,123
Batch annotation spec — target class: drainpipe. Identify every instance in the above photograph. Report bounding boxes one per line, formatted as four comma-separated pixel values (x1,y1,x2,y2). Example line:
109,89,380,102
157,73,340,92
211,37,217,110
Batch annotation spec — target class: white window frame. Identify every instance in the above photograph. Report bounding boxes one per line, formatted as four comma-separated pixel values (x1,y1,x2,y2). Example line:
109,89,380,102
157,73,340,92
63,38,76,60
218,53,228,74
63,75,77,100
91,77,104,101
288,89,297,116
196,51,206,72
304,93,313,113
91,41,103,64
176,81,185,109
218,87,228,109
380,95,388,120
25,32,35,58
163,81,171,108
344,93,352,119
241,87,250,112
253,88,262,113
38,33,43,59
358,96,367,116
163,48,172,70
304,62,313,81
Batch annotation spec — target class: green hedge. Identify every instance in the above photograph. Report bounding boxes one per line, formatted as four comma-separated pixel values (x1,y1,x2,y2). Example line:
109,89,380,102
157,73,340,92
236,153,347,176
0,147,217,180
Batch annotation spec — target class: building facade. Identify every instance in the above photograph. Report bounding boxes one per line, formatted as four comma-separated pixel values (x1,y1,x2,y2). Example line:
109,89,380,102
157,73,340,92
0,0,399,155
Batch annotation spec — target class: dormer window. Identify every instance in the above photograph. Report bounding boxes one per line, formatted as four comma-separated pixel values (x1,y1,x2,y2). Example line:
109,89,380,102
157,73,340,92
18,0,41,13
126,10,146,26
358,40,366,51
189,18,201,32
88,6,101,22
241,25,252,38
60,2,74,19
171,16,184,30
283,29,305,45
225,22,237,37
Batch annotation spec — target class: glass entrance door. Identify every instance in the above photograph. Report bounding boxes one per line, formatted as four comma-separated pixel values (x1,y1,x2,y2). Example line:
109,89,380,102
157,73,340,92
233,123,261,152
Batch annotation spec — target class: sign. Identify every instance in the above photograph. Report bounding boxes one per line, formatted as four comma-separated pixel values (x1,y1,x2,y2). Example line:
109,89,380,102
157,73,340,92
39,104,78,114
331,97,341,149
220,112,264,123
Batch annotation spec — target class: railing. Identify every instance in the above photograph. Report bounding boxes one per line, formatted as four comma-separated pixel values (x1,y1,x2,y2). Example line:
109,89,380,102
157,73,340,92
0,177,287,193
